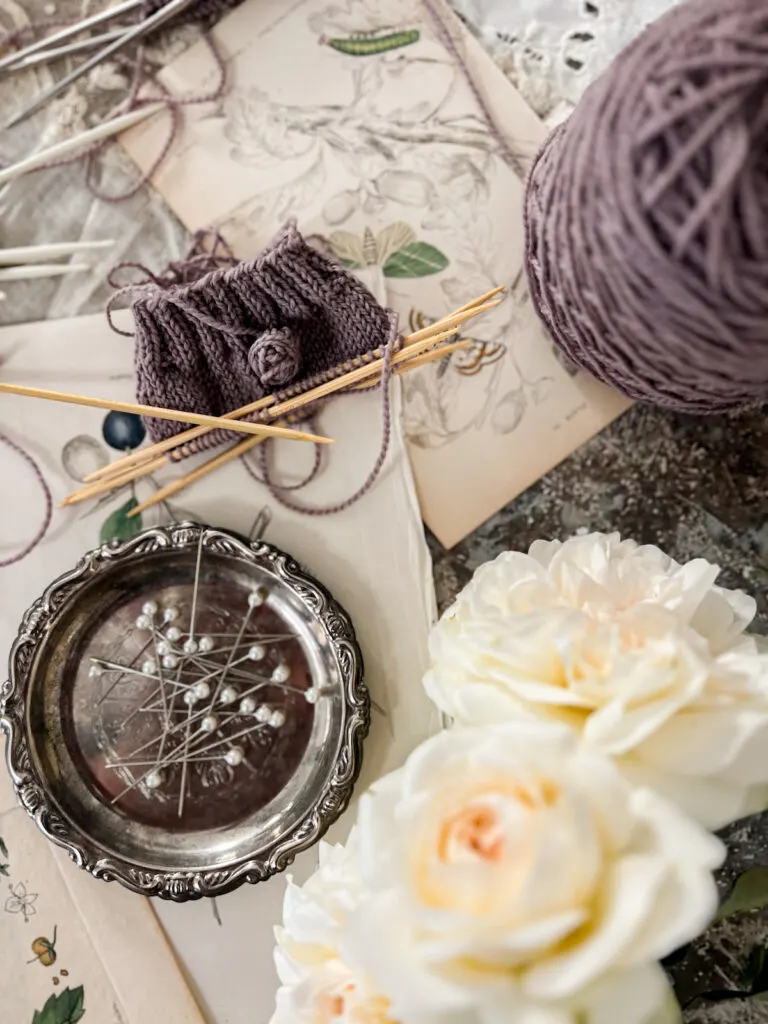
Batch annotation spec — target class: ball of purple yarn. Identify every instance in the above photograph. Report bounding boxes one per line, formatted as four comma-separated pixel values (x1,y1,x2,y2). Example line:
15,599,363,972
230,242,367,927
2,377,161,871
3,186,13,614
524,0,768,414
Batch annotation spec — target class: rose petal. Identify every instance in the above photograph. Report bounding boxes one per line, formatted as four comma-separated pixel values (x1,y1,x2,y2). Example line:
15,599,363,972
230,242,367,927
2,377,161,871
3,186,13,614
637,708,768,781
620,758,753,831
689,584,755,652
418,908,588,965
523,855,667,999
579,964,671,1024
344,895,476,1018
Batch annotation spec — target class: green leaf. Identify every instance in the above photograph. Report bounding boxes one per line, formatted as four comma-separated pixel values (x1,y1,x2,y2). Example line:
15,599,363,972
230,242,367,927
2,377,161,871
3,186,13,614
32,986,85,1024
100,498,142,545
0,836,7,858
741,943,768,991
717,867,768,921
383,242,449,278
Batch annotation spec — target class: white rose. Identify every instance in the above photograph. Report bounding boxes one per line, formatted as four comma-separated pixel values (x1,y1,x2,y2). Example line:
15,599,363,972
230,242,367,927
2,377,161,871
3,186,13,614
343,722,721,1024
425,532,768,828
271,839,396,1024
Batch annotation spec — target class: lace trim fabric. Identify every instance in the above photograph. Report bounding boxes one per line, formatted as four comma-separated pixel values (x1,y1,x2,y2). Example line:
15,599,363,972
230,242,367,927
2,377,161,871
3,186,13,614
452,0,684,123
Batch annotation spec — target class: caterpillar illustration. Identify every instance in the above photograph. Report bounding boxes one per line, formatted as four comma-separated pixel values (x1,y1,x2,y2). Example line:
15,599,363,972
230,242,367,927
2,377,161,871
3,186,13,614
325,29,420,56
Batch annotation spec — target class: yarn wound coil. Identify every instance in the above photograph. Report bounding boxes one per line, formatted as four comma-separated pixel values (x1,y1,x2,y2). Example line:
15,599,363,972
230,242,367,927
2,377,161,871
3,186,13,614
524,0,768,414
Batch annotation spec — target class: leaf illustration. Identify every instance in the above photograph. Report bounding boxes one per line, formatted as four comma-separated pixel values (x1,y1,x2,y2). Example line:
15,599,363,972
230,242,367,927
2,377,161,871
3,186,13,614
491,390,527,435
32,986,85,1024
329,230,365,268
100,498,142,545
383,242,449,278
717,867,768,921
0,836,7,858
374,222,417,265
0,864,8,877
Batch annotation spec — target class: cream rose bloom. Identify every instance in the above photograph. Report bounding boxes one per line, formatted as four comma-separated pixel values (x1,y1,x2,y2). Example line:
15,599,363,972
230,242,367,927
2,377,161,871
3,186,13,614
425,532,768,829
343,722,720,1024
271,839,396,1024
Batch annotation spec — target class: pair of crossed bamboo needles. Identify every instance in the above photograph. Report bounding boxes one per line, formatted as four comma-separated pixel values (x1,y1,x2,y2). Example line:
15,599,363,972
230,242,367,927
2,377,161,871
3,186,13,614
0,287,502,516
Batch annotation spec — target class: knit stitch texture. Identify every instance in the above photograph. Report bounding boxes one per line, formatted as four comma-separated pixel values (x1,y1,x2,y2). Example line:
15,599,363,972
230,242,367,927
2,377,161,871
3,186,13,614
134,222,392,442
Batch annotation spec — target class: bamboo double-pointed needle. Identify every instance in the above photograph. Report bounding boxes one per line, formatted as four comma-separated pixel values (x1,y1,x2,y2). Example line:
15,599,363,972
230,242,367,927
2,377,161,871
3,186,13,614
125,337,476,517
0,383,333,443
84,296,503,486
263,326,464,420
61,453,169,507
128,436,265,517
80,329,455,486
350,336,474,387
453,284,505,314
63,332,459,506
85,299,505,485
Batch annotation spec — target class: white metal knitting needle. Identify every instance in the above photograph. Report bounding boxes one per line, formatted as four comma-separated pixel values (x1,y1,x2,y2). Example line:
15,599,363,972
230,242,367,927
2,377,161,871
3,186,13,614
0,240,114,264
0,264,90,281
0,0,143,73
0,104,164,186
3,28,126,72
4,0,194,129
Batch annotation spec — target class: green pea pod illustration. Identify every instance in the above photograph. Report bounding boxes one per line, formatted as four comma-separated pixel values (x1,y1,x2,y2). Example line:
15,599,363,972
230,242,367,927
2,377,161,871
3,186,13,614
326,29,420,56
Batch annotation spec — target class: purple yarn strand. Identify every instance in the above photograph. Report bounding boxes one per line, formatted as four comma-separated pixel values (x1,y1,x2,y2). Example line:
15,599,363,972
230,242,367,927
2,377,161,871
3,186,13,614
241,423,324,491
254,311,400,516
0,433,52,568
421,0,526,181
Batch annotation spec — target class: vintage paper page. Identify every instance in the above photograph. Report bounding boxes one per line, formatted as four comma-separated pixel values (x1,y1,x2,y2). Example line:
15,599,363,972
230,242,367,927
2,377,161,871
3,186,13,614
119,0,631,548
0,763,203,1021
0,310,440,1023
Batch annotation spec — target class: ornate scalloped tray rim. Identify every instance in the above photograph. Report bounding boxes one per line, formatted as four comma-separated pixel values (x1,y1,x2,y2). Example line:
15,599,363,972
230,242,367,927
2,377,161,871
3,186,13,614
0,523,369,901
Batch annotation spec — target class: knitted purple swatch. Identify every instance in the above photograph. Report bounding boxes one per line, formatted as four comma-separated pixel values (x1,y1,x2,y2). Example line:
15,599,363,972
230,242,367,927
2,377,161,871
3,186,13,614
132,222,392,442
524,0,768,414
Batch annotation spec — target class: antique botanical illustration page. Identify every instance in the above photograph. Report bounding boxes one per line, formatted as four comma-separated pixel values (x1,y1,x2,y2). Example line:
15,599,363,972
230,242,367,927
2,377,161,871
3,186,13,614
0,767,203,1023
121,0,631,547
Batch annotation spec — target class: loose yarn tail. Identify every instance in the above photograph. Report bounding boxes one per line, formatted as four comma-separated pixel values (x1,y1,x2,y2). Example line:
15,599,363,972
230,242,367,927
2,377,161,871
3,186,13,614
243,310,401,516
0,432,52,568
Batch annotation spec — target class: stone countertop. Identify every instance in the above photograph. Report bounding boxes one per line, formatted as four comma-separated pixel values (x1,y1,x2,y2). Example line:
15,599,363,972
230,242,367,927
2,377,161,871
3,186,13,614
430,403,768,627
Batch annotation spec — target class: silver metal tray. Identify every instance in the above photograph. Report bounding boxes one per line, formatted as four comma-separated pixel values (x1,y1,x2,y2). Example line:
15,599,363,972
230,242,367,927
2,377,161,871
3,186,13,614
0,523,367,901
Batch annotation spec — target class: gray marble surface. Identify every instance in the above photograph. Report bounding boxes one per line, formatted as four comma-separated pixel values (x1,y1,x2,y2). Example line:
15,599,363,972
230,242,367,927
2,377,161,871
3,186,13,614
430,403,768,626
